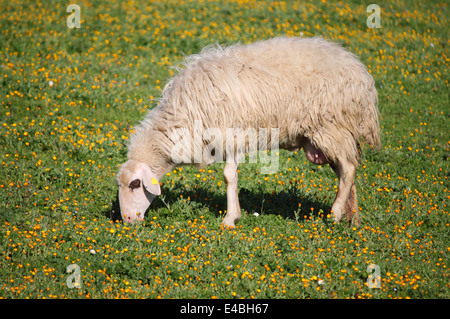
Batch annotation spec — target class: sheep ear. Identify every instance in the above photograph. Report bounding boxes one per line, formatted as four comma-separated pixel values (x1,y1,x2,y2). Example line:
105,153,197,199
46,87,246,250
138,164,161,196
129,179,141,189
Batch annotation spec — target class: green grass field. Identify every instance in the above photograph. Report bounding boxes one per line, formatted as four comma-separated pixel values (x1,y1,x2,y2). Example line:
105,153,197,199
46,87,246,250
0,0,448,299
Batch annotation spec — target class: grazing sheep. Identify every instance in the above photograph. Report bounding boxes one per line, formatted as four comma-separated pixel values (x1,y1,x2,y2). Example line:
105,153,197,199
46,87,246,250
116,36,380,226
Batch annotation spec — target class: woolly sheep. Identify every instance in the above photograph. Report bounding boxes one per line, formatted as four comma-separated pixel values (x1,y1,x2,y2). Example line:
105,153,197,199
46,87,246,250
116,36,380,227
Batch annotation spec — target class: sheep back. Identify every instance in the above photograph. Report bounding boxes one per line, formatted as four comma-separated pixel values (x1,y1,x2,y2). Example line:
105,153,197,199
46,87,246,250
131,37,380,167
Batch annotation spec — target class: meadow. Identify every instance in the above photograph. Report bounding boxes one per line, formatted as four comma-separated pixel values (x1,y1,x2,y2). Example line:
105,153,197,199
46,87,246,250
0,0,448,299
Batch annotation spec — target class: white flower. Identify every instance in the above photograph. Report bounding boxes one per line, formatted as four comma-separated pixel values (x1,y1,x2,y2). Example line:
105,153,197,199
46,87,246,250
48,80,54,87
90,249,96,255
253,212,260,217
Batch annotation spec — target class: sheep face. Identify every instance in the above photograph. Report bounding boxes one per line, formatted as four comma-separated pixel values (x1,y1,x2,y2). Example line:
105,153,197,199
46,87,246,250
116,160,161,223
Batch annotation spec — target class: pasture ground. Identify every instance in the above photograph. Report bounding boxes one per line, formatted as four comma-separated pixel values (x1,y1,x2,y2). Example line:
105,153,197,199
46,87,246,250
0,0,448,299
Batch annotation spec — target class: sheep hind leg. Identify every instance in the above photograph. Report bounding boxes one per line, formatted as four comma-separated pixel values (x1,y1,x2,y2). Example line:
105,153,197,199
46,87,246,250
222,161,241,228
346,182,360,226
330,160,359,226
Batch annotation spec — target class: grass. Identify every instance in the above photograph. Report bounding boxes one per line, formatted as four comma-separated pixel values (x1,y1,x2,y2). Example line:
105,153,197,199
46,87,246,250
0,0,448,299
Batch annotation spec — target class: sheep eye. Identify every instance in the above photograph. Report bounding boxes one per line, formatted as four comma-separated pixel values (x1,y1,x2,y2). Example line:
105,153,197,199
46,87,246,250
129,179,141,190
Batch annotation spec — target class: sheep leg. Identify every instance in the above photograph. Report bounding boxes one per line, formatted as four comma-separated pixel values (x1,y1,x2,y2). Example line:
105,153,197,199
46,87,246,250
346,182,360,226
330,160,357,225
222,161,241,227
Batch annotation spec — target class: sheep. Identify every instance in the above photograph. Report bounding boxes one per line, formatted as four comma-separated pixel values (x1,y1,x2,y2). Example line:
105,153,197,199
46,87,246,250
116,36,380,227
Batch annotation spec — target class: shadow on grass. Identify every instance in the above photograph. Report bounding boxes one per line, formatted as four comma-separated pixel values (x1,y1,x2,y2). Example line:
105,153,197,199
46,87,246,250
104,179,333,225
106,191,122,222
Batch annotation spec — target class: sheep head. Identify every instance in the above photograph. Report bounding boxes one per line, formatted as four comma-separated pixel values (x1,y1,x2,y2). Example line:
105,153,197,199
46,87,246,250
116,160,161,223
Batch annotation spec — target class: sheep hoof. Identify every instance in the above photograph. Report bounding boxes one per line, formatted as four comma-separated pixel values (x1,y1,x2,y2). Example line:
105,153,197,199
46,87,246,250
222,218,236,228
331,209,345,224
348,210,361,227
351,216,361,227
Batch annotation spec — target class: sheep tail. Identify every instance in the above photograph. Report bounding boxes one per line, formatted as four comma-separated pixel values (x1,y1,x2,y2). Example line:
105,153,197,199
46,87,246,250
358,83,381,150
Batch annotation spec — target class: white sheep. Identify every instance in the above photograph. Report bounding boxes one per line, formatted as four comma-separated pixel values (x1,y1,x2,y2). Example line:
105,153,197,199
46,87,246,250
116,36,380,227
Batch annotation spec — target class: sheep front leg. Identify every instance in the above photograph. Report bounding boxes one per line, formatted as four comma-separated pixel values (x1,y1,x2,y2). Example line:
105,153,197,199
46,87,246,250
330,160,358,225
222,162,241,227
